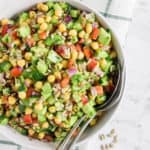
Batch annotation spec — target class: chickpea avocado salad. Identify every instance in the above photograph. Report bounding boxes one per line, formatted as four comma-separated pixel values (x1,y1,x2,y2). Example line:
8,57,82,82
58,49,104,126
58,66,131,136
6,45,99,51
0,1,118,142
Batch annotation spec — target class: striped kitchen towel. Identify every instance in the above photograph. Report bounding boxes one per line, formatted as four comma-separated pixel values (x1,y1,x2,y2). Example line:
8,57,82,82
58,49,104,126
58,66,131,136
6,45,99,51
0,0,136,150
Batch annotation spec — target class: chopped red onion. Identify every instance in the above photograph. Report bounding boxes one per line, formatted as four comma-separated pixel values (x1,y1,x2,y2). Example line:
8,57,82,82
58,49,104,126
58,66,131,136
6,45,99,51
91,87,97,97
92,22,99,28
64,15,72,23
68,68,77,77
93,66,104,77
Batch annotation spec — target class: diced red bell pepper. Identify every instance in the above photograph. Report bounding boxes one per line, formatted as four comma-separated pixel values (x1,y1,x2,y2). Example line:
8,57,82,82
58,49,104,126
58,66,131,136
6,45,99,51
81,96,88,105
87,59,98,71
10,67,22,77
83,47,93,59
12,31,18,40
23,114,32,124
39,31,47,40
67,59,75,69
91,27,99,40
26,37,35,47
26,88,34,98
61,77,70,88
1,24,9,36
94,85,104,96
56,45,65,56
75,44,82,52
79,38,85,44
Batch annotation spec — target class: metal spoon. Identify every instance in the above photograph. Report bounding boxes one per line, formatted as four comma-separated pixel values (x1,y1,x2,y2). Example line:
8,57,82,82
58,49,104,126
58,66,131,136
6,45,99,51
56,63,123,150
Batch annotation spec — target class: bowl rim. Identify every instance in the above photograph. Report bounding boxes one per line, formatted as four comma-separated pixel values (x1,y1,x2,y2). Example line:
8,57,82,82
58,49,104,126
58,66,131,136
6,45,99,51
0,0,126,149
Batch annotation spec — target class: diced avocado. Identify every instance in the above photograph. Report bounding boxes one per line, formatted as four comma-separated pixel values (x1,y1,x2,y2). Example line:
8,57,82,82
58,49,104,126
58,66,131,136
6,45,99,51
19,12,29,24
67,22,74,29
47,1,54,9
68,116,78,127
70,10,79,18
31,46,48,57
0,115,8,125
100,75,109,86
96,51,109,59
45,34,64,46
73,22,82,31
99,28,111,45
47,50,62,63
82,103,96,118
52,33,64,45
53,3,61,10
0,61,11,72
96,95,107,104
2,88,10,95
18,25,30,38
37,60,48,75
45,37,53,46
38,114,46,123
42,83,52,100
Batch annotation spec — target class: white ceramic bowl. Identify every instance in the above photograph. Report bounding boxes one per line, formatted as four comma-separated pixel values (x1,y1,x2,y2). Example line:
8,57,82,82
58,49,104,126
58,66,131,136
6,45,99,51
0,0,125,149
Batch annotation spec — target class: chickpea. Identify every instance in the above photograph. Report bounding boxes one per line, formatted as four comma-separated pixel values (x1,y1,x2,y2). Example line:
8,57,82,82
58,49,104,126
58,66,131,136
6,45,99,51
42,122,49,129
45,16,51,23
38,132,45,139
34,102,43,111
15,106,20,113
69,29,77,37
18,91,26,99
78,31,85,38
28,129,35,136
48,106,56,113
0,59,3,63
35,81,43,91
90,118,97,126
17,59,26,67
38,40,45,48
8,96,16,105
54,117,61,125
37,17,45,24
41,4,49,12
25,78,32,86
5,111,11,117
24,52,32,61
37,3,43,10
40,22,48,31
48,75,55,83
54,71,61,80
58,23,66,33
25,108,33,115
91,42,99,50
14,39,21,46
1,18,9,25
110,50,117,58
2,55,9,61
62,60,68,68
55,9,62,17
99,58,107,70
9,58,17,67
86,23,93,34
29,11,36,18
71,49,78,60
78,51,84,60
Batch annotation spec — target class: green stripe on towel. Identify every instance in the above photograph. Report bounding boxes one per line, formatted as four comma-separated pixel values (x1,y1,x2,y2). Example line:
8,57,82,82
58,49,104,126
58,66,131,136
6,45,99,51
100,12,132,21
0,140,22,150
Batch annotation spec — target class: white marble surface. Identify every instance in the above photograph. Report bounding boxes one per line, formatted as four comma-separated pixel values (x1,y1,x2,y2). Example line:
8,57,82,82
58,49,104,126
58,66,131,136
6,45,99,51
87,0,150,149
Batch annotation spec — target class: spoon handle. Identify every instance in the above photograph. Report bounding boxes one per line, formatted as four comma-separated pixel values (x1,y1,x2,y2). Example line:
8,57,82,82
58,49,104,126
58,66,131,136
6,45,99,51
56,115,86,150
